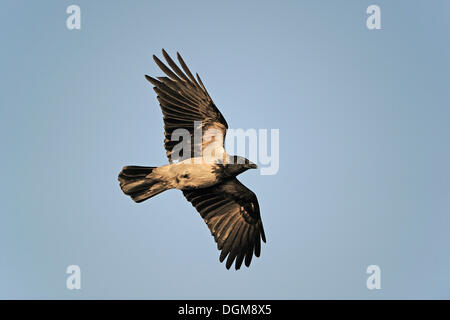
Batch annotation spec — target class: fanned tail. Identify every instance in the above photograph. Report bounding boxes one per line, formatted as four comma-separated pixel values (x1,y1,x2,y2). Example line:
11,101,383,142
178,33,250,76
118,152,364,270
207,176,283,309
118,166,169,203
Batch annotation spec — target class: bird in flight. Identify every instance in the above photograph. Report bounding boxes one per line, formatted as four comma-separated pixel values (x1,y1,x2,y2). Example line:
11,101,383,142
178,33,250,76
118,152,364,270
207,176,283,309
118,49,266,270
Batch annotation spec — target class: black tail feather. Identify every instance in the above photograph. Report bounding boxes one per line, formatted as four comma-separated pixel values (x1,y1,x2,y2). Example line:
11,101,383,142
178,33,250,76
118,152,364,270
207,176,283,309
118,166,168,203
119,166,156,179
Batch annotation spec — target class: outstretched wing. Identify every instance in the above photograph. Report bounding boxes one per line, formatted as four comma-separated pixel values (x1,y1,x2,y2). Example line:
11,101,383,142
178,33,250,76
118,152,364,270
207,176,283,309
145,49,228,162
183,178,266,270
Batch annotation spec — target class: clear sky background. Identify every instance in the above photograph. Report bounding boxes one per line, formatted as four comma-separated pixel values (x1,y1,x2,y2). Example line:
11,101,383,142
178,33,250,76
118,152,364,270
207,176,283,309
0,1,449,299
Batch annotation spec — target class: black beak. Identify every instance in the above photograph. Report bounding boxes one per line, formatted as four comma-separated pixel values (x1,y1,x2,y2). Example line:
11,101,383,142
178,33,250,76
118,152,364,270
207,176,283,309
247,162,258,169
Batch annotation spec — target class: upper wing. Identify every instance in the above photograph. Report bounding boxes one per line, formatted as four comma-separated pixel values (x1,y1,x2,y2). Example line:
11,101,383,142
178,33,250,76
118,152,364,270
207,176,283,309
183,178,266,270
145,49,228,162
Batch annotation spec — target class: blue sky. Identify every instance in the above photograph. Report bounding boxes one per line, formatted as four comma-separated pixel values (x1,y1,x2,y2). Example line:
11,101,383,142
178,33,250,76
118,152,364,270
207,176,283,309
0,0,449,298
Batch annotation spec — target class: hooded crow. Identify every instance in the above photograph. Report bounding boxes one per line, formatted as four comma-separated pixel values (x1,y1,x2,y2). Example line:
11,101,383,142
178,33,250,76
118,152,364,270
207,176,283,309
118,49,266,270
